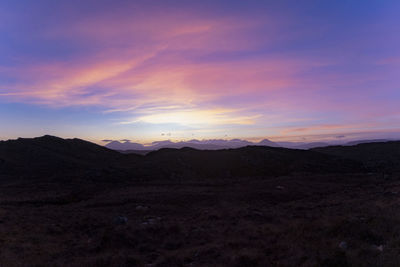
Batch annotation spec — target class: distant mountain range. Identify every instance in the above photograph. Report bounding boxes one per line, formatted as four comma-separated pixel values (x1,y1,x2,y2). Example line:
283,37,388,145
104,138,393,151
343,139,391,146
105,139,255,151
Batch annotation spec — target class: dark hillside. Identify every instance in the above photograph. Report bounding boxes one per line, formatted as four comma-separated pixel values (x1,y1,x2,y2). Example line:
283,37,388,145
0,137,368,181
143,145,364,179
312,141,400,173
0,135,139,178
3,136,399,182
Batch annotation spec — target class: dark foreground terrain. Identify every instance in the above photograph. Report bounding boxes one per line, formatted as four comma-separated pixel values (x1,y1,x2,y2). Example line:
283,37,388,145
1,136,400,266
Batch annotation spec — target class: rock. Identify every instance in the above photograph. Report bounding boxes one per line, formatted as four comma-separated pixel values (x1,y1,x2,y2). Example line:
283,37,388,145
338,241,348,250
113,215,128,225
252,210,263,216
141,217,162,226
371,244,384,252
136,205,149,211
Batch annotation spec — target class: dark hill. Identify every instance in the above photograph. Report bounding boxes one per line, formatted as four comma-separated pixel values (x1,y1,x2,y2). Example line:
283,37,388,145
345,139,390,146
4,136,400,182
0,135,139,178
143,145,363,179
312,141,400,173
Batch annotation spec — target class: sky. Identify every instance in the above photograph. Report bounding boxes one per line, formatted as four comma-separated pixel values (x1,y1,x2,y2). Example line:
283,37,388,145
0,0,399,144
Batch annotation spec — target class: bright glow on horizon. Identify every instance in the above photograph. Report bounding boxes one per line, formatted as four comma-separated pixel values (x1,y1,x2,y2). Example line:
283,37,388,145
0,0,399,142
120,108,260,126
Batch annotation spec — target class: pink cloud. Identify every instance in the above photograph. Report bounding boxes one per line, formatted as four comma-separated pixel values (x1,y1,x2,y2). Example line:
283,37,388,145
0,9,307,124
0,3,398,141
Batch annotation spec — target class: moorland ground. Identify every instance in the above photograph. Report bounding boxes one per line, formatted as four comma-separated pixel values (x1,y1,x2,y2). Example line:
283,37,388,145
1,173,400,266
1,136,400,266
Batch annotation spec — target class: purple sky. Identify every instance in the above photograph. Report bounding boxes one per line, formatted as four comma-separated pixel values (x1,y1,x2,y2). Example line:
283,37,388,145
0,0,399,143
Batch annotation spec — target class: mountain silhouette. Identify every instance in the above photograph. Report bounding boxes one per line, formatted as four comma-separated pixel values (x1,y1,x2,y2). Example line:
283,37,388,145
3,136,400,181
0,135,138,179
312,141,400,173
105,138,277,151
105,140,145,150
258,139,279,147
104,138,384,151
0,135,370,180
344,139,390,146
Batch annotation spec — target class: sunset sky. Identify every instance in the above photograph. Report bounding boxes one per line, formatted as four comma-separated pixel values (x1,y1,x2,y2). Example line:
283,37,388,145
1,0,399,144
